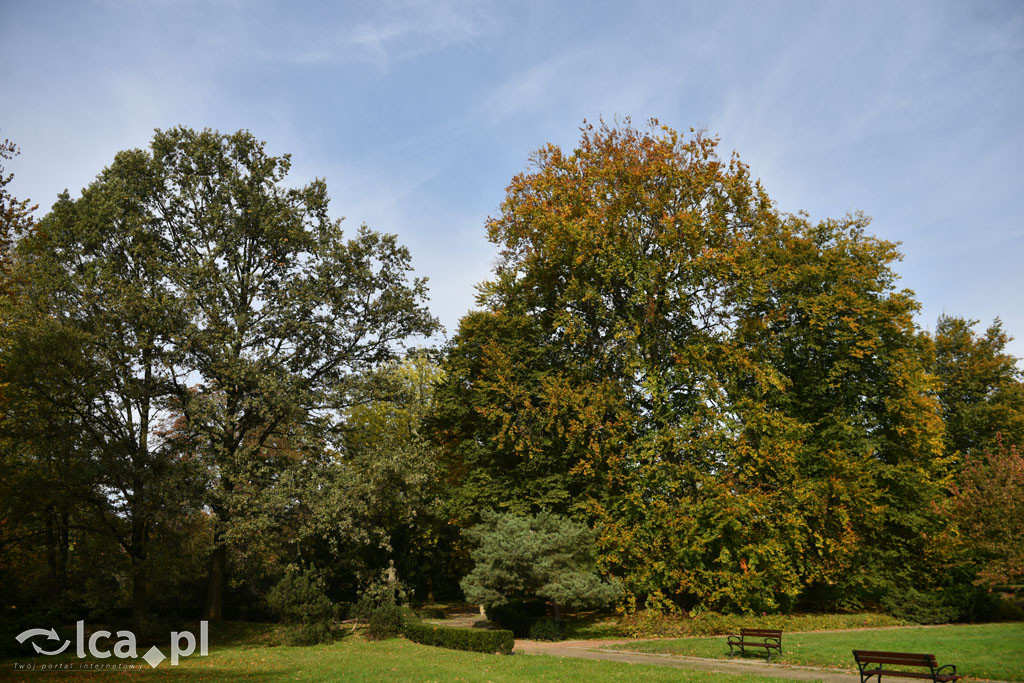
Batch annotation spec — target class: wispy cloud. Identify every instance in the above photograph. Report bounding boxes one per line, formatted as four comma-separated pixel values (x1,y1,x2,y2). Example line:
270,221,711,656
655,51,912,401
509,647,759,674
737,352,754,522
346,0,487,66
254,0,492,68
4,0,1022,357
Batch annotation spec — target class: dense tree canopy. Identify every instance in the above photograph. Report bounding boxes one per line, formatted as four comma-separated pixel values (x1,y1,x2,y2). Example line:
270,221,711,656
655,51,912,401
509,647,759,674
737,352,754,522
1,128,438,622
2,121,1022,632
946,438,1024,587
438,120,954,613
931,315,1024,461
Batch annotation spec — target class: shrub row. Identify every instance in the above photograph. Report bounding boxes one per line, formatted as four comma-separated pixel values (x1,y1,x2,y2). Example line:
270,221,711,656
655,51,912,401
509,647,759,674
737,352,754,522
404,621,514,655
881,586,1024,625
617,611,908,638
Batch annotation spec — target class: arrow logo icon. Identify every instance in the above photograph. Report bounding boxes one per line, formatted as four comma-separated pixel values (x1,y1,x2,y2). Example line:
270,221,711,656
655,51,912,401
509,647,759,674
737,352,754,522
16,628,71,656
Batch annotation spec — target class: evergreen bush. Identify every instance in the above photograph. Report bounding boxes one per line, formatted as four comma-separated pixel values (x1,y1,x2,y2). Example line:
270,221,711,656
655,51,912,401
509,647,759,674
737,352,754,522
881,587,959,625
355,568,414,639
486,600,547,637
284,622,333,646
527,617,563,641
367,603,407,640
266,567,336,644
461,512,621,616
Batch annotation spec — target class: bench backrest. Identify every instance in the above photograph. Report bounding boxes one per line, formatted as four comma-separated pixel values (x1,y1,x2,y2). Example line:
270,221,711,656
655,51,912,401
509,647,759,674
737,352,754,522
853,650,938,668
740,628,782,638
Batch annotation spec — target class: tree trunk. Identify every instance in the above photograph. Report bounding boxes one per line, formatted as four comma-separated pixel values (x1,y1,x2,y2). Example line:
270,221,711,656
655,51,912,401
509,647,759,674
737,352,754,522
131,561,147,621
45,506,71,597
130,503,148,621
131,353,151,622
45,506,58,587
205,542,226,621
57,508,69,591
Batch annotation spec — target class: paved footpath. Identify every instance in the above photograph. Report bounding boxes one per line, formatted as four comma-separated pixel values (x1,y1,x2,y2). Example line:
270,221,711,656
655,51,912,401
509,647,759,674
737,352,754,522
514,639,862,683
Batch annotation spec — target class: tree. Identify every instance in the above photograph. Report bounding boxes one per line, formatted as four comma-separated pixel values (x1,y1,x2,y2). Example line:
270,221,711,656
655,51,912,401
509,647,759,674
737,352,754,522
431,309,617,525
931,315,1024,460
0,328,106,617
146,127,439,619
338,352,453,600
460,511,621,617
3,127,439,621
2,138,185,622
946,438,1024,587
446,119,948,613
0,135,36,276
232,352,453,607
4,147,189,620
731,213,949,608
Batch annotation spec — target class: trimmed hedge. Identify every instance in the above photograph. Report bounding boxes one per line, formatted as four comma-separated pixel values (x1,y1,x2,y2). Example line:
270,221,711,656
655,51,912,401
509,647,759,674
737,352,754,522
404,620,514,655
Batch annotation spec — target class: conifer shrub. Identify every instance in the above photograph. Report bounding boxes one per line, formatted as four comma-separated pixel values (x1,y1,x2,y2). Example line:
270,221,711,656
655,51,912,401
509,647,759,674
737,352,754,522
284,622,333,646
366,603,407,640
881,587,960,625
266,567,337,644
461,512,621,626
352,569,417,639
527,616,563,641
486,600,548,637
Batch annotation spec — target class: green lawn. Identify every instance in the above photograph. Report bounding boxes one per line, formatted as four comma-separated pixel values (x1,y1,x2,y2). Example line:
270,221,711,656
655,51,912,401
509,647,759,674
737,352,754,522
1,630,801,682
617,623,1024,681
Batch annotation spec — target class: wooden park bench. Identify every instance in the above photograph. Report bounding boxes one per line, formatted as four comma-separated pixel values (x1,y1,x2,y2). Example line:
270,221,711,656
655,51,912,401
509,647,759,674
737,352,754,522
726,628,782,661
852,650,960,683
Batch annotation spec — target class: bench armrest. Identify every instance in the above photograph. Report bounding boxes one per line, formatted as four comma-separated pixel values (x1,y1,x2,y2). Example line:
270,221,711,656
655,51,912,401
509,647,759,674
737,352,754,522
727,635,742,643
764,637,781,646
935,664,958,676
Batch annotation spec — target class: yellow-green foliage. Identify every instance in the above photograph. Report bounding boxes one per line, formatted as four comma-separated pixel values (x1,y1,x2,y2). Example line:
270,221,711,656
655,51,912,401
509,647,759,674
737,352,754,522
443,119,951,614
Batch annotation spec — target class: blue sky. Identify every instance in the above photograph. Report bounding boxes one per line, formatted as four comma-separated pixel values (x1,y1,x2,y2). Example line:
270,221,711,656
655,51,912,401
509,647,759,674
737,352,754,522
2,0,1022,358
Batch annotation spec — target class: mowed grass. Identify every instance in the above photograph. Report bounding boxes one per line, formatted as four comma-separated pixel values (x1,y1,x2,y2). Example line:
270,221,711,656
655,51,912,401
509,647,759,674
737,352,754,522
2,631,803,682
617,622,1024,681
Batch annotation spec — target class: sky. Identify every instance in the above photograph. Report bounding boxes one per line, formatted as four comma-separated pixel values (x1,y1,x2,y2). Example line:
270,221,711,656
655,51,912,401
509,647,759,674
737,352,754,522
2,0,1022,358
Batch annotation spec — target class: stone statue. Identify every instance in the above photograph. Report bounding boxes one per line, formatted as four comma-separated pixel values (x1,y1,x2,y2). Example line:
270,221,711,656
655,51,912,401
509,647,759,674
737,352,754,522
387,559,397,584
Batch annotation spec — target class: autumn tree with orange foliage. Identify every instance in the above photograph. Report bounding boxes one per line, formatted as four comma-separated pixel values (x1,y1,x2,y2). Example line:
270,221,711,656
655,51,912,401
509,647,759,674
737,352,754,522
439,120,949,613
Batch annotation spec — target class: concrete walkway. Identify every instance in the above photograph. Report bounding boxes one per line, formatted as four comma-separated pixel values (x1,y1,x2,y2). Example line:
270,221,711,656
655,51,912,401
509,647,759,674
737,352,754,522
514,639,862,682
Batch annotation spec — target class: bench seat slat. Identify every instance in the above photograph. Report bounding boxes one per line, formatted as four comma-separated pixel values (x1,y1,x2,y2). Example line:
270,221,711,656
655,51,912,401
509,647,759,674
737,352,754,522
860,656,937,666
860,671,952,681
854,650,936,661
